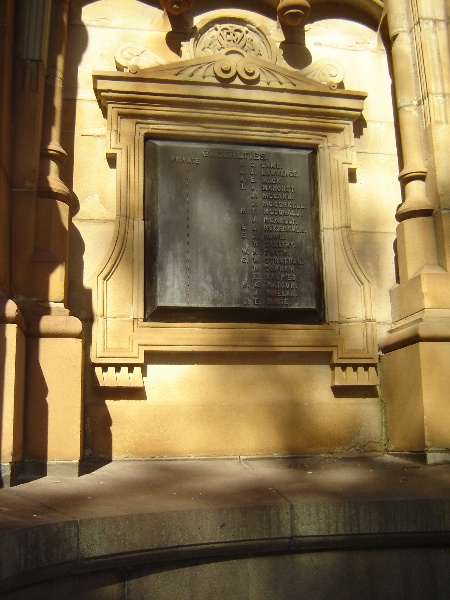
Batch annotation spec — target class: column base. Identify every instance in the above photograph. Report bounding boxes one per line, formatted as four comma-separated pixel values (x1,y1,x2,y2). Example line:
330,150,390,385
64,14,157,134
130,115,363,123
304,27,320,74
381,340,450,454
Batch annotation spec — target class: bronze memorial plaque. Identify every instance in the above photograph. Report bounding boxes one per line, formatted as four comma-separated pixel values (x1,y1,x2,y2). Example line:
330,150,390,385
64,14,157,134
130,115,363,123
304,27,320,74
145,140,324,323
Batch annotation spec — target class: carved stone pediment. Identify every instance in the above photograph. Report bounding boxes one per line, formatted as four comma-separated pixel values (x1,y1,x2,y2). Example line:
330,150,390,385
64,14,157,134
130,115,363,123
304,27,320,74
94,52,364,122
128,51,331,89
112,16,347,91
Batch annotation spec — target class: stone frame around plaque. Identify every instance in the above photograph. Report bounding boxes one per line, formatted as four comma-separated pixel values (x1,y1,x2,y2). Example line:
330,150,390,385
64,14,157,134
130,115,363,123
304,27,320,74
92,48,378,389
144,139,324,325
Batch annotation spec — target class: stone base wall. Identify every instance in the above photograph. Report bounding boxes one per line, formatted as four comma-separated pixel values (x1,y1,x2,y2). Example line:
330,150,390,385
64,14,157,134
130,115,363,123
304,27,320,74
0,0,449,469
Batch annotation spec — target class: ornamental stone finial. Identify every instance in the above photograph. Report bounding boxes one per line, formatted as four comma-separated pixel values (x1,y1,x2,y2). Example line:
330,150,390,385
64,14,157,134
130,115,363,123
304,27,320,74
277,0,311,27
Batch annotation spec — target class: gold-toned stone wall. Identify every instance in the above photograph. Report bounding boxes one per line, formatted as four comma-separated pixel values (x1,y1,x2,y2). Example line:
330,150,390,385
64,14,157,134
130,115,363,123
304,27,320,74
61,1,396,459
1,1,449,470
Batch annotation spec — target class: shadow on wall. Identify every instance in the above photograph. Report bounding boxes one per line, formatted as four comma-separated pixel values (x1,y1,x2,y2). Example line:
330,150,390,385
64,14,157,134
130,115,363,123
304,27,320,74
61,1,114,468
15,1,92,477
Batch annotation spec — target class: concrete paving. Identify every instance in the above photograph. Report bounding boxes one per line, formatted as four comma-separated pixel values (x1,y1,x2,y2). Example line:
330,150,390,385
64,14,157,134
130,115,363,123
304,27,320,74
1,454,449,526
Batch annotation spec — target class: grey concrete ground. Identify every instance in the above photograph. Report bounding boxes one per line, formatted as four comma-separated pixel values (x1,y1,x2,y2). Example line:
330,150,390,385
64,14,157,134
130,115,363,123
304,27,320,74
0,455,449,598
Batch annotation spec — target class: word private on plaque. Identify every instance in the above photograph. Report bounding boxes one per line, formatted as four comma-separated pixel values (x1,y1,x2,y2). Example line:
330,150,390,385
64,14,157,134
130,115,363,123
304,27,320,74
145,140,324,323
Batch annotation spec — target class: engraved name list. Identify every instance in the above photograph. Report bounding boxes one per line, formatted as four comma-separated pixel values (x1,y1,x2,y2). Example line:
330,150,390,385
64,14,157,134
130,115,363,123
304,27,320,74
145,140,324,323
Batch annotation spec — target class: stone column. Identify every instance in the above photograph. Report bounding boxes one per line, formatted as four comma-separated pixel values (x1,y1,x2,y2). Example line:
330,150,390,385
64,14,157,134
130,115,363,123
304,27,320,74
9,1,84,477
413,0,450,271
34,0,71,302
0,0,27,487
11,0,51,298
381,0,450,462
24,0,84,475
0,0,15,299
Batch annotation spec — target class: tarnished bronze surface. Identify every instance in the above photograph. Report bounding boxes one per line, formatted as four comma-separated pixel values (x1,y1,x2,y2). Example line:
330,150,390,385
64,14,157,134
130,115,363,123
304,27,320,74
145,140,323,323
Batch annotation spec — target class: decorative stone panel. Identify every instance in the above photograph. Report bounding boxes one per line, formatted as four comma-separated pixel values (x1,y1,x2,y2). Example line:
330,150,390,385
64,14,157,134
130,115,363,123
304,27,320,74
92,46,377,388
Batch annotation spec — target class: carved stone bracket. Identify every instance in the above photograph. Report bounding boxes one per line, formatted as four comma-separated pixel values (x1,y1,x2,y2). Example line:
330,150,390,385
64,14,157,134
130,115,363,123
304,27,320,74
94,366,144,388
332,364,379,388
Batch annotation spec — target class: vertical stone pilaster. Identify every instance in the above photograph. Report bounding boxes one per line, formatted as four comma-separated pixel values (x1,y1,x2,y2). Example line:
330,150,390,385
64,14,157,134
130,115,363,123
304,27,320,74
0,0,15,298
34,0,71,302
11,0,51,298
384,0,447,312
1,1,27,487
385,0,432,221
9,1,84,478
22,1,84,472
411,0,450,276
381,0,450,459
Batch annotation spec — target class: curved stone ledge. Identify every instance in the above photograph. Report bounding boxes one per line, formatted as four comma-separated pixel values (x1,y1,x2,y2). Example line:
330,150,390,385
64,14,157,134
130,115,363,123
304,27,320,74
0,456,449,597
1,525,449,596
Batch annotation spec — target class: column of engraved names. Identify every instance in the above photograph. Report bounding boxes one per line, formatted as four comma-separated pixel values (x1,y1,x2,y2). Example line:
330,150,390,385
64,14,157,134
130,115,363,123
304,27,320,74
185,165,190,303
262,157,306,306
167,149,201,307
240,156,263,307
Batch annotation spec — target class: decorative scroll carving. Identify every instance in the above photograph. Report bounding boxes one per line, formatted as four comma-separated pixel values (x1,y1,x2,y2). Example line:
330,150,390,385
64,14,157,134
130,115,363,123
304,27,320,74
302,58,345,90
194,22,273,62
115,43,164,72
137,52,327,89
